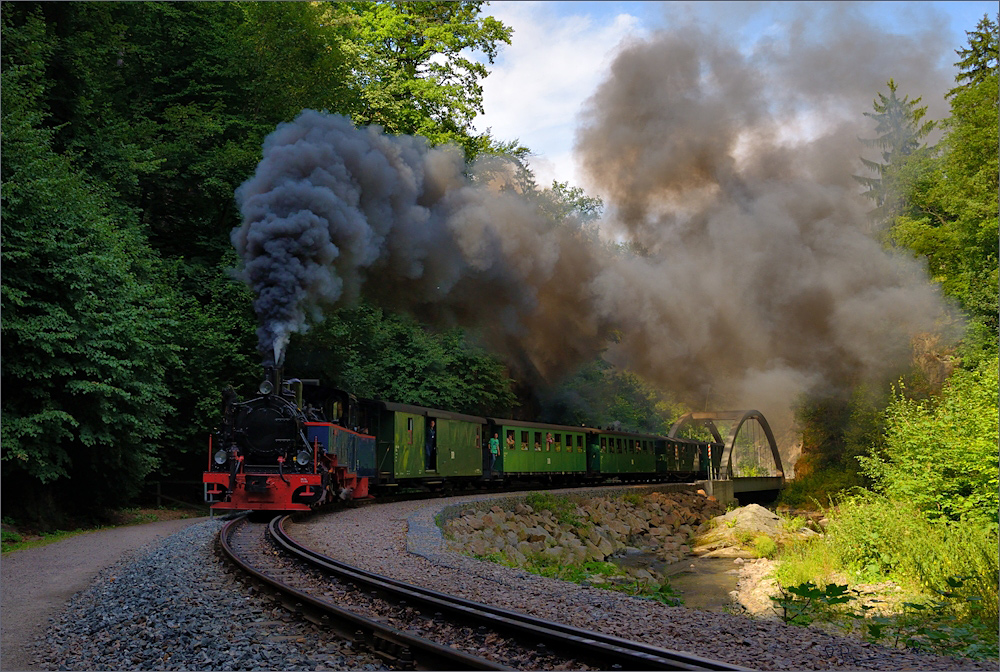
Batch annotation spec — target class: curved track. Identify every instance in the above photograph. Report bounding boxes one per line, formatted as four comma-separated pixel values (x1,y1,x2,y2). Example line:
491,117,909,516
220,511,749,670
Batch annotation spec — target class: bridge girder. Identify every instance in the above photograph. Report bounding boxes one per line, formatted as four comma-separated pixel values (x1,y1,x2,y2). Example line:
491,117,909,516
668,410,784,480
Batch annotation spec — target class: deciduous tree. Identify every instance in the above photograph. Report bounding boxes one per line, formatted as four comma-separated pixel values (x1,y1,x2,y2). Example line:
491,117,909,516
1,10,178,518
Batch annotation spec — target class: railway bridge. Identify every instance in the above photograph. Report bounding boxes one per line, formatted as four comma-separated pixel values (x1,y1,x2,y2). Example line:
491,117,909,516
669,410,785,505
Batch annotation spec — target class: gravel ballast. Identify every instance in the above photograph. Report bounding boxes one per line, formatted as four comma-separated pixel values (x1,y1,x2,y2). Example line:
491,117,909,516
31,519,386,671
27,487,994,670
290,486,993,671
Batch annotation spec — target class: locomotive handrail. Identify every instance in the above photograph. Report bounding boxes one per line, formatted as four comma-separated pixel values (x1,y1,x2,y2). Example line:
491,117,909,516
304,421,376,439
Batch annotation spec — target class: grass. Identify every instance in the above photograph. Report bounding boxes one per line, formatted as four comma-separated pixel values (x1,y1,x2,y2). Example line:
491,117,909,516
1,506,202,554
478,549,684,606
777,466,863,510
523,492,584,528
752,535,778,559
770,494,998,660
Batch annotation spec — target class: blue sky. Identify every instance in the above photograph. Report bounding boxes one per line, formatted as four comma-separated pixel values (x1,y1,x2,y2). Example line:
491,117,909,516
471,1,997,189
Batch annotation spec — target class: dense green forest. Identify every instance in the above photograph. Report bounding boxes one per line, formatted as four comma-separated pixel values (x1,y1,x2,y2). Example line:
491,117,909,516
1,0,996,579
1,1,661,524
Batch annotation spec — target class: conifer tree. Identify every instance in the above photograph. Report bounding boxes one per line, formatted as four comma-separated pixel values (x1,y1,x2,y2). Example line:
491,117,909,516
854,79,936,225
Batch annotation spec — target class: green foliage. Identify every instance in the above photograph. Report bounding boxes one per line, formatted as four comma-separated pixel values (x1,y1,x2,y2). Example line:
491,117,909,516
0,0,519,525
772,537,841,588
859,357,999,523
752,535,778,559
286,302,517,416
524,493,582,528
825,495,998,622
542,359,684,434
782,516,807,533
777,467,862,509
862,577,998,660
888,16,999,361
771,577,997,660
771,581,854,626
343,1,512,156
618,493,645,508
1,9,178,508
854,79,937,225
536,180,604,231
476,548,682,606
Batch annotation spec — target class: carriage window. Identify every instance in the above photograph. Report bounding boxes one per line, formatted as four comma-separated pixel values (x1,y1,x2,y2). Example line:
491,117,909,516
407,418,413,430
600,437,607,453
521,431,529,450
554,433,562,452
616,438,623,453
534,432,542,451
506,430,516,450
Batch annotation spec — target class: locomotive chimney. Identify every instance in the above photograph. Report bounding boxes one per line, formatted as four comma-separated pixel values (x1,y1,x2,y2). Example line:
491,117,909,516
261,365,284,395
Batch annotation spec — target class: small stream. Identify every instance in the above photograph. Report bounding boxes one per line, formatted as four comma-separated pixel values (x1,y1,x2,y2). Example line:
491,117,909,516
612,552,741,612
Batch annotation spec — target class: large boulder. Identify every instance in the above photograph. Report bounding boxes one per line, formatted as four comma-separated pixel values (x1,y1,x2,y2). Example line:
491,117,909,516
692,504,799,557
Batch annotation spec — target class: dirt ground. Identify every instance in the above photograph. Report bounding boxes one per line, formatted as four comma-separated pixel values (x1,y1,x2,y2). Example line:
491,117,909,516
0,516,207,671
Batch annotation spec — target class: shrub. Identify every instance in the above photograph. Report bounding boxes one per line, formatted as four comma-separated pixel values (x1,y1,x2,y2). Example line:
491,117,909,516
859,357,999,524
773,537,841,587
828,494,998,622
619,493,644,507
777,466,862,509
753,535,778,559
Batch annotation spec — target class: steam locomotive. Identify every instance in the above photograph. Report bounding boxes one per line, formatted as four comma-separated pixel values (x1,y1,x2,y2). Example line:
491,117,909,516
204,369,724,512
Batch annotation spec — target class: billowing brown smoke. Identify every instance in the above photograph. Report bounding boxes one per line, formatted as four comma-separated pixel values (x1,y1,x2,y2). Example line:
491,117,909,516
573,12,960,431
232,8,959,450
232,113,617,368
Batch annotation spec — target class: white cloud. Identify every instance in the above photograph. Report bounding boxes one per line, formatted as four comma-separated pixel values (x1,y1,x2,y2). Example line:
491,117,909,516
473,2,647,188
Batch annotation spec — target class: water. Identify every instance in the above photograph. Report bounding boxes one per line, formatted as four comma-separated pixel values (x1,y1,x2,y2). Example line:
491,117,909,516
611,552,741,612
663,557,741,611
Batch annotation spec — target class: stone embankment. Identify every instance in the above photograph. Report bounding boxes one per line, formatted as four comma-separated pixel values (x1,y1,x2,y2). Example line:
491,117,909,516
442,491,724,586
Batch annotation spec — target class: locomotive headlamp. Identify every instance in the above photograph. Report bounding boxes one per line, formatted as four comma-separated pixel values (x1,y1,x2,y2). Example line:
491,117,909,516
258,380,274,395
295,450,312,466
214,450,228,466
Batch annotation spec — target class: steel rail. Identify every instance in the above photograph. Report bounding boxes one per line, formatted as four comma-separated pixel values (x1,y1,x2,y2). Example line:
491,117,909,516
273,516,751,671
219,516,507,670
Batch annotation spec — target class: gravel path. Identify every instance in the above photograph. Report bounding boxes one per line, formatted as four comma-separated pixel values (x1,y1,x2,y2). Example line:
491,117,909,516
1,517,206,672
289,486,993,671
23,519,386,671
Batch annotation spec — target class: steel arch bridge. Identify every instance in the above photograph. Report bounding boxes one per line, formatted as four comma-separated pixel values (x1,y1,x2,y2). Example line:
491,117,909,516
668,410,784,495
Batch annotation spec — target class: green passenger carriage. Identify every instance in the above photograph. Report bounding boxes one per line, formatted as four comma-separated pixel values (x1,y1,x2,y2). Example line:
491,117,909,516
489,419,588,478
368,400,486,485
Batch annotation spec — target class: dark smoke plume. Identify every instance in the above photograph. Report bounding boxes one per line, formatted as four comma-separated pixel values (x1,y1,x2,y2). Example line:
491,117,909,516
233,112,615,368
233,7,959,456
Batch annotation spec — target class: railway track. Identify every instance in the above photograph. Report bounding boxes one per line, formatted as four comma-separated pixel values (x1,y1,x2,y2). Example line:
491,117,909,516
220,512,750,671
